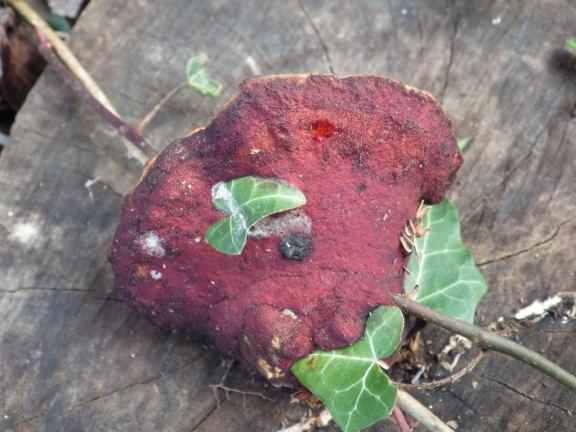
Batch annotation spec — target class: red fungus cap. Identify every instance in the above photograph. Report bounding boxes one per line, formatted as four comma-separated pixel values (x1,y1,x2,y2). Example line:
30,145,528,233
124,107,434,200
109,75,462,384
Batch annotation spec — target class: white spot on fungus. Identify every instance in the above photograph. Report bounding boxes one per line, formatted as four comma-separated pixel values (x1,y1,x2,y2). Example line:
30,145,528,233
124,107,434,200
271,335,281,351
249,210,312,239
257,358,285,380
281,309,298,320
150,270,163,280
137,231,166,257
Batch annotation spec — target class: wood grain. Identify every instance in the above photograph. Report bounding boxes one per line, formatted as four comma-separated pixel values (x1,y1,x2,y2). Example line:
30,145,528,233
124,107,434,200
1,1,575,431
47,0,84,18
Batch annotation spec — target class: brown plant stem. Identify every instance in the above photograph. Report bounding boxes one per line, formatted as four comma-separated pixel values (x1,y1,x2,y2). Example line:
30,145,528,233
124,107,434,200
396,390,455,432
135,81,188,135
5,0,156,164
393,295,576,392
391,404,412,432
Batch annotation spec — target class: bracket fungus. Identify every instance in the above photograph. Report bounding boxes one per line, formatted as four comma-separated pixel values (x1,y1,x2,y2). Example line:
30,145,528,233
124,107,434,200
109,75,462,385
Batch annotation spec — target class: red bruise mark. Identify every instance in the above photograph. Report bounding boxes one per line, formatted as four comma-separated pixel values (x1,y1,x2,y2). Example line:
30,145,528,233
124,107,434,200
310,119,337,140
109,75,462,386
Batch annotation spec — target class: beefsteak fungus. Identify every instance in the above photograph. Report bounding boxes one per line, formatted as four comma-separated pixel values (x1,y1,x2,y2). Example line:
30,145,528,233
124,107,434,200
109,75,462,384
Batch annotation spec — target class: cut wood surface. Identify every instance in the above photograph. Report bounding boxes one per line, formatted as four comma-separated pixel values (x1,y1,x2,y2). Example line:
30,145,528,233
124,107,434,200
1,1,575,431
47,0,84,18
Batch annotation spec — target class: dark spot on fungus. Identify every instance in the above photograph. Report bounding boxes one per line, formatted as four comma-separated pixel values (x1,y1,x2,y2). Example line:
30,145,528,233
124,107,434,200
109,74,462,385
279,233,313,261
310,119,336,140
144,167,163,189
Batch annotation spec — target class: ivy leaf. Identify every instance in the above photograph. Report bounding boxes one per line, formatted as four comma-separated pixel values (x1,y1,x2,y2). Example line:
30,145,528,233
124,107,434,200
46,14,71,33
457,136,473,152
404,199,487,322
205,176,306,255
186,54,223,97
292,306,404,432
566,37,576,51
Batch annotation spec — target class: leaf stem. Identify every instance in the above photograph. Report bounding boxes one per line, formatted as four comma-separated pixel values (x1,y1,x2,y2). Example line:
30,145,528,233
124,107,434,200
391,404,412,432
5,0,115,112
393,295,576,392
396,390,454,432
5,0,155,164
134,81,188,135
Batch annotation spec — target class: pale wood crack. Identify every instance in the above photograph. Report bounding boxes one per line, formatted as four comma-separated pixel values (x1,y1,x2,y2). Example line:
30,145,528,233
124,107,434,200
477,216,576,267
296,0,335,74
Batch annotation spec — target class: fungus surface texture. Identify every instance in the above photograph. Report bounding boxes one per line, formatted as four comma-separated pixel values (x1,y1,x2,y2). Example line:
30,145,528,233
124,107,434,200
109,75,462,384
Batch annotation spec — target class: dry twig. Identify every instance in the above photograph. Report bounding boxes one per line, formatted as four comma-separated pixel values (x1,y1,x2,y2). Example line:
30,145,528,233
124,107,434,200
394,295,576,391
5,0,156,163
396,390,455,432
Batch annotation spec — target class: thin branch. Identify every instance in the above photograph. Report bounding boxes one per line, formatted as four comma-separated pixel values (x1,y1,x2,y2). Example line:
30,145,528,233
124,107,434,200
209,384,273,402
4,0,118,109
209,359,273,409
135,81,188,135
392,404,412,432
210,359,235,408
5,0,156,164
396,390,455,432
393,295,576,392
34,31,153,163
5,0,115,112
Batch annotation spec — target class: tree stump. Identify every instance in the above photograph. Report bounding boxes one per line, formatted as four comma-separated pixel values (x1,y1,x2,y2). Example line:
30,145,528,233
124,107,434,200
1,1,575,431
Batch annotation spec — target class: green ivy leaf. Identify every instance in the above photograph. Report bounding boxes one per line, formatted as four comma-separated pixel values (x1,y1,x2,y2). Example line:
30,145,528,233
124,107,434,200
457,136,473,152
186,54,223,97
46,14,71,33
404,199,487,322
205,176,306,255
292,306,404,432
566,37,576,51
